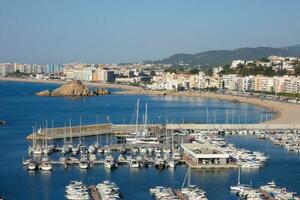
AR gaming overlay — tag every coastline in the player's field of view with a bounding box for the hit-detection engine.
[1,77,300,125]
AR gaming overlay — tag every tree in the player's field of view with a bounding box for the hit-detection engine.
[259,57,270,62]
[189,68,200,74]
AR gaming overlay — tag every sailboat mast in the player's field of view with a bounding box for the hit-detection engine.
[238,165,241,186]
[165,117,168,145]
[32,126,36,148]
[45,120,48,148]
[135,99,139,133]
[69,118,73,144]
[79,117,82,144]
[188,168,191,187]
[145,102,148,130]
[51,120,54,145]
[64,123,66,145]
[96,115,99,145]
[171,129,174,158]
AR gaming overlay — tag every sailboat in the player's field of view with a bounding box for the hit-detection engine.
[180,167,207,200]
[167,129,176,168]
[125,100,159,144]
[62,123,71,154]
[94,115,100,149]
[230,165,252,194]
[33,126,43,155]
[42,121,53,154]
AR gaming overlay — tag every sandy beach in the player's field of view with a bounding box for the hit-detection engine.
[1,77,300,125]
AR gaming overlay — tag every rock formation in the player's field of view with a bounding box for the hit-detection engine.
[36,90,51,96]
[36,81,109,97]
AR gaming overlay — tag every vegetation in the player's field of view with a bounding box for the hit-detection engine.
[146,44,300,68]
[219,64,289,77]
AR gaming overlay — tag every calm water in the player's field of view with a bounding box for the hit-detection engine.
[0,81,299,200]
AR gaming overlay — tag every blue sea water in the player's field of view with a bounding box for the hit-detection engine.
[0,81,299,200]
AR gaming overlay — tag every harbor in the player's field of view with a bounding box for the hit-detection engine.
[1,81,300,200]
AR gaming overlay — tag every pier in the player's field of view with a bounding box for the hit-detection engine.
[26,124,163,140]
[26,123,300,140]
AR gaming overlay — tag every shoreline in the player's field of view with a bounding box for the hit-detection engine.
[1,77,300,125]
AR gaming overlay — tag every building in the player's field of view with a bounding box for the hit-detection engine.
[242,76,255,91]
[255,75,274,92]
[230,60,245,69]
[181,143,230,166]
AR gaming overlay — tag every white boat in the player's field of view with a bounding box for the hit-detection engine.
[104,155,117,169]
[130,158,139,168]
[88,145,96,154]
[22,158,32,166]
[79,161,89,169]
[155,157,166,169]
[167,160,175,168]
[39,162,52,171]
[230,166,252,194]
[27,161,37,170]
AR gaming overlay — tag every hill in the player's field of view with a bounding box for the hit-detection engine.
[145,44,300,68]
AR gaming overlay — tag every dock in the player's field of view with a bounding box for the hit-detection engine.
[26,123,162,140]
[89,185,101,200]
[26,122,300,140]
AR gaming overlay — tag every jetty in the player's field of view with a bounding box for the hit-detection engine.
[26,123,300,140]
[26,124,162,140]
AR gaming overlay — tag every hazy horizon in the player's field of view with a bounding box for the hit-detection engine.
[1,0,300,64]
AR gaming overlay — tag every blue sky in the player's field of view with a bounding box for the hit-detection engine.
[0,0,300,64]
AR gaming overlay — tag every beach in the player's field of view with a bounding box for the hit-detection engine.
[1,77,300,125]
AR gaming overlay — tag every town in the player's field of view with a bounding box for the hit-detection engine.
[1,55,300,100]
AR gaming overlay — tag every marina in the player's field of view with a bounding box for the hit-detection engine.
[1,81,300,200]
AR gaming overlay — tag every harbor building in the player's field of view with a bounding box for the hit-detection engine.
[181,143,233,168]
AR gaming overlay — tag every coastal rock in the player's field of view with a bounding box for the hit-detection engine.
[36,90,51,96]
[36,81,110,97]
[95,88,110,95]
[0,120,6,125]
[51,81,90,96]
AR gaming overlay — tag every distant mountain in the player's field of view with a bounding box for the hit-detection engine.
[145,44,300,68]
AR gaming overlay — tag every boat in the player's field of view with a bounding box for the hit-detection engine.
[129,158,139,168]
[125,100,159,145]
[180,168,207,200]
[79,161,89,169]
[65,181,90,200]
[39,162,52,171]
[104,155,117,169]
[27,161,38,170]
[230,166,252,194]
[154,156,166,169]
[167,160,175,168]
[22,158,32,166]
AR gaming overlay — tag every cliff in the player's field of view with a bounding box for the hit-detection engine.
[36,81,110,97]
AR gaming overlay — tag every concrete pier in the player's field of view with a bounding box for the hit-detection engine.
[26,123,300,140]
[26,124,163,140]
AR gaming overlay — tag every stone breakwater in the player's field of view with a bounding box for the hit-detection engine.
[36,81,110,97]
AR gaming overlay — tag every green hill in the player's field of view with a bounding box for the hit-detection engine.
[145,44,300,68]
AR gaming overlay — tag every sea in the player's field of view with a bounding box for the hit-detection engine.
[0,81,299,200]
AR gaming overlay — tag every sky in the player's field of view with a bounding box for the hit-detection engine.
[0,0,300,64]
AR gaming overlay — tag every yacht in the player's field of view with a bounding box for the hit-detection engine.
[129,158,139,168]
[104,155,117,169]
